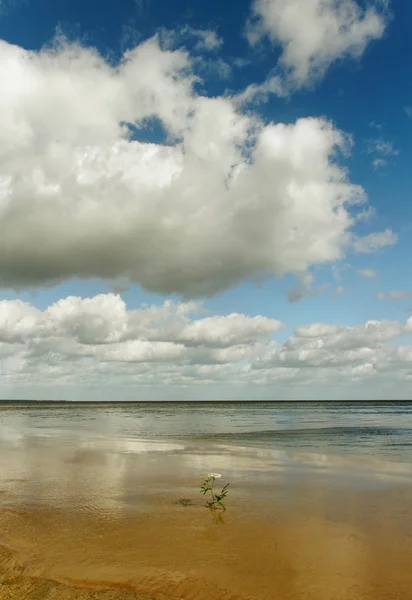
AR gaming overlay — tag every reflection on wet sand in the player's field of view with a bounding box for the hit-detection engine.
[2,491,412,600]
[1,437,412,599]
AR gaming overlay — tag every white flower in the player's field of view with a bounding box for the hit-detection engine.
[207,473,222,479]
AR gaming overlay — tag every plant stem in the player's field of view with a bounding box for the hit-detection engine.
[211,478,216,504]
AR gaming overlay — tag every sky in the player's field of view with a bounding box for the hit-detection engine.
[0,0,411,400]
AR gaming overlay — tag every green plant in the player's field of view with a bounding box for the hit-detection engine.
[200,473,230,511]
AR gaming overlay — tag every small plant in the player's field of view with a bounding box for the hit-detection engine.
[200,473,230,511]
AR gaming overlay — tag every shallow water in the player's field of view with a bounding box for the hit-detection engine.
[1,400,412,462]
[1,471,412,600]
[1,401,412,599]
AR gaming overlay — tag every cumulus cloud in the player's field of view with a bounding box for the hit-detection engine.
[0,294,284,391]
[253,318,410,375]
[357,269,376,278]
[247,0,387,87]
[0,34,387,297]
[0,292,283,349]
[2,293,412,399]
[177,313,284,347]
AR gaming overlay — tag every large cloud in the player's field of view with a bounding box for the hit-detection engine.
[1,294,412,399]
[0,34,392,296]
[247,0,387,87]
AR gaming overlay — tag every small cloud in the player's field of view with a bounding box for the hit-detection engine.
[246,0,388,90]
[0,0,28,16]
[192,29,222,52]
[120,23,143,53]
[161,26,223,53]
[372,158,387,170]
[194,56,232,79]
[405,106,412,119]
[366,137,399,169]
[354,229,397,254]
[332,286,345,297]
[370,139,398,156]
[356,206,376,222]
[232,57,251,69]
[331,262,351,282]
[376,291,411,301]
[287,273,328,303]
[368,121,383,130]
[235,74,286,105]
[134,0,151,16]
[389,291,410,300]
[357,269,376,278]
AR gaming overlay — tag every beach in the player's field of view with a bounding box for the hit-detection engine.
[1,402,412,599]
[1,481,412,600]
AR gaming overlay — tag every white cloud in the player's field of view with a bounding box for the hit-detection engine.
[0,35,386,297]
[356,206,376,222]
[332,285,345,297]
[190,29,223,52]
[357,268,376,278]
[235,74,285,105]
[177,313,284,347]
[367,139,398,156]
[353,229,397,253]
[294,323,341,337]
[368,121,383,130]
[2,293,412,399]
[253,319,408,376]
[92,340,186,363]
[194,56,232,79]
[376,290,411,301]
[366,137,398,168]
[372,158,387,169]
[159,26,223,53]
[247,0,387,87]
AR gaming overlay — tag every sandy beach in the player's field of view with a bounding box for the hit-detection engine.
[1,437,412,600]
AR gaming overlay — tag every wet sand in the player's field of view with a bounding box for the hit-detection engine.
[1,440,412,599]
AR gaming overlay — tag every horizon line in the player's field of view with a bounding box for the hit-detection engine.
[0,399,411,404]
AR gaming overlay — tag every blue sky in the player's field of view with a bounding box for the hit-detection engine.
[0,0,411,400]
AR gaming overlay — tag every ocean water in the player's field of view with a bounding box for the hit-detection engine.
[1,401,412,464]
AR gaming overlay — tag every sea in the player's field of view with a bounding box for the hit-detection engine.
[1,400,412,464]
